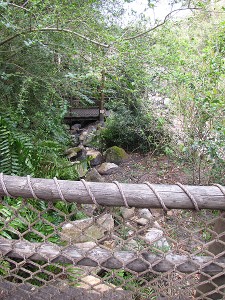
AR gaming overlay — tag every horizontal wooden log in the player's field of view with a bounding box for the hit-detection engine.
[0,174,224,210]
[0,238,224,275]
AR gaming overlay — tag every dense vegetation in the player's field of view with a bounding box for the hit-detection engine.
[1,0,224,183]
[0,0,224,292]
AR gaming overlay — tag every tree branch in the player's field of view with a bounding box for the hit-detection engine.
[122,7,201,41]
[0,27,109,48]
[9,3,30,13]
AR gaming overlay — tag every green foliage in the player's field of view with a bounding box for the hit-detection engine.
[104,269,156,298]
[0,197,86,242]
[99,104,170,153]
[0,116,33,175]
[0,260,10,276]
[145,11,225,183]
[0,114,81,180]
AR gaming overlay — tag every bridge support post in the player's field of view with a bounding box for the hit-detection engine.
[99,69,105,124]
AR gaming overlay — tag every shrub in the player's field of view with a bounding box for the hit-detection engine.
[99,105,170,153]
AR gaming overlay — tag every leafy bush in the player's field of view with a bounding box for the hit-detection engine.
[0,115,81,180]
[0,197,87,242]
[99,105,170,153]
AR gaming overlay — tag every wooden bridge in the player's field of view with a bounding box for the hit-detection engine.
[64,98,109,125]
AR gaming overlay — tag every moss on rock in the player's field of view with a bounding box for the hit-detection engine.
[104,146,128,164]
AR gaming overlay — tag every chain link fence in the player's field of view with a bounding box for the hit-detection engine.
[0,175,225,299]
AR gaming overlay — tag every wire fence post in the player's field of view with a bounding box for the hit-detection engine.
[196,212,225,299]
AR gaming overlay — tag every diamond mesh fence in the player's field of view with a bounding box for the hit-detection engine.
[0,176,225,300]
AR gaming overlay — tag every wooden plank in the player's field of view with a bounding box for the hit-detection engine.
[70,108,100,117]
[0,174,224,210]
[0,237,224,274]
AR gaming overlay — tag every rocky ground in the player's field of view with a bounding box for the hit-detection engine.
[68,121,208,186]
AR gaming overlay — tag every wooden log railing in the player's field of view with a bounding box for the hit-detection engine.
[0,174,224,210]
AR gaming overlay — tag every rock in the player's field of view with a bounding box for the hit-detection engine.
[97,162,119,175]
[150,208,164,218]
[120,207,135,219]
[78,146,88,160]
[102,240,115,249]
[154,237,170,249]
[166,210,174,217]
[136,217,150,226]
[104,146,128,164]
[71,134,80,146]
[127,230,134,236]
[138,209,153,221]
[71,123,81,134]
[144,228,170,250]
[80,123,98,146]
[79,275,123,293]
[153,221,162,229]
[65,146,83,159]
[71,123,81,131]
[86,149,104,166]
[81,204,96,216]
[74,241,97,251]
[79,130,88,143]
[85,168,105,182]
[144,228,164,244]
[125,239,139,251]
[61,214,114,243]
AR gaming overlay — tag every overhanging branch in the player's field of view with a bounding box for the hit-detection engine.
[0,27,109,48]
[122,7,201,41]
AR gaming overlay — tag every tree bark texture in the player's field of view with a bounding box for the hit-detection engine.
[0,174,224,210]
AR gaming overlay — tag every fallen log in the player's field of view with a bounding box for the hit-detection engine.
[0,174,224,210]
[0,237,224,275]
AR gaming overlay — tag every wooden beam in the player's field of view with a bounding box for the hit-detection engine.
[0,238,224,275]
[0,174,224,210]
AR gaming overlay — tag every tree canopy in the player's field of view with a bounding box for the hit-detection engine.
[0,0,224,182]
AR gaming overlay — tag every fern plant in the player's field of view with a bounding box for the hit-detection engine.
[0,116,34,175]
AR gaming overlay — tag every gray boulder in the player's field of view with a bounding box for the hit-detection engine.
[65,146,83,160]
[138,209,154,220]
[85,168,105,182]
[61,214,114,244]
[120,207,135,219]
[86,149,104,166]
[144,228,170,250]
[97,162,119,175]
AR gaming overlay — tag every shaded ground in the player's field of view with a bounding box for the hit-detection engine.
[103,152,192,185]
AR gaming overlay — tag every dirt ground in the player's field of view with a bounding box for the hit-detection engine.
[103,152,192,185]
